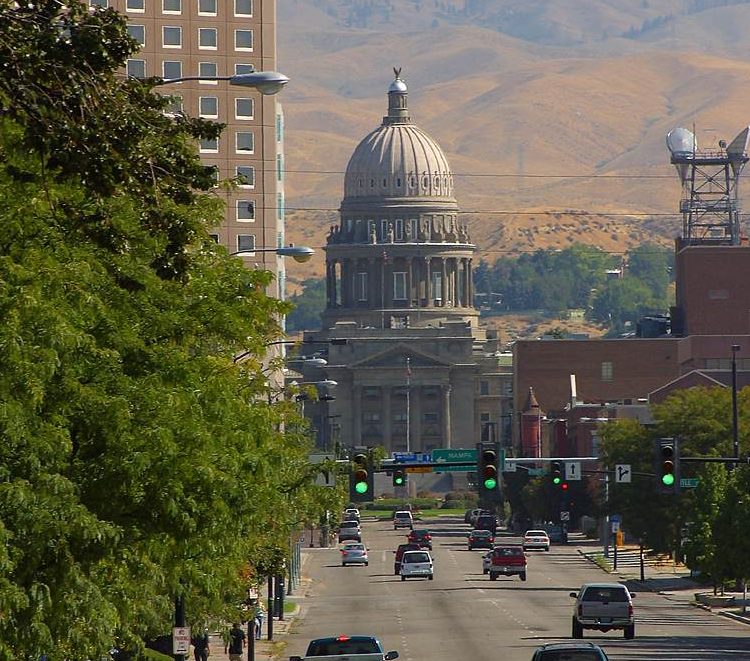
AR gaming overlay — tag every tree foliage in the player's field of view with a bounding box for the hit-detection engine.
[0,3,339,658]
[286,278,326,332]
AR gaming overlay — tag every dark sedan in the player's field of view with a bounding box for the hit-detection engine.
[467,529,495,550]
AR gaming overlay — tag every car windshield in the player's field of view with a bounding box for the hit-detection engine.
[526,531,547,536]
[581,587,628,602]
[403,552,430,563]
[307,638,380,656]
[340,521,358,528]
[345,544,365,551]
[537,651,605,661]
[395,512,411,519]
[495,547,522,557]
[412,530,429,536]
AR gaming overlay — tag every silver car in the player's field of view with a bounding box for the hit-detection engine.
[400,550,433,581]
[340,542,369,566]
[570,582,636,639]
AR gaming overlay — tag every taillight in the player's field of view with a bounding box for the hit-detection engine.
[628,604,633,617]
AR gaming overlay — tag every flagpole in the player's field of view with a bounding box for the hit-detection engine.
[406,357,411,453]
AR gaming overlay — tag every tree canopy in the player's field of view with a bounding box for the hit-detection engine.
[0,3,338,658]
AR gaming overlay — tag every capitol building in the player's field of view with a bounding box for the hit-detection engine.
[300,71,513,460]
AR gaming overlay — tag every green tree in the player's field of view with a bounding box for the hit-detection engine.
[589,278,662,334]
[286,278,326,331]
[0,3,330,658]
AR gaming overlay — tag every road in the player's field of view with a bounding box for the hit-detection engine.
[286,516,750,661]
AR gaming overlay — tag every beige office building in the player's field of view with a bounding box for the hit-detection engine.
[104,0,286,298]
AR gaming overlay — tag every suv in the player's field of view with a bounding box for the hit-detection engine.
[393,510,414,530]
[570,583,636,639]
[407,529,432,550]
[338,520,361,543]
[531,642,609,661]
[475,514,498,534]
[400,550,433,581]
[344,507,361,522]
[393,543,421,575]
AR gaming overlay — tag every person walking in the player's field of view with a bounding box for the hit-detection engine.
[225,622,246,661]
[253,602,265,640]
[192,628,210,661]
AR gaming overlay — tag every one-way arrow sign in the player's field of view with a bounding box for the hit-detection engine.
[615,464,631,483]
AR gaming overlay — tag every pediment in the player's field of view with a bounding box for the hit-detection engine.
[352,344,451,370]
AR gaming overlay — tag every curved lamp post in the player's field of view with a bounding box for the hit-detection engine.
[155,71,289,95]
[231,245,315,264]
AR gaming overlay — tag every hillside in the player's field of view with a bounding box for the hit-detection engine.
[278,0,750,284]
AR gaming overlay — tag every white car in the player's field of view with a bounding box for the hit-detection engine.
[344,507,361,522]
[400,550,433,581]
[340,542,369,566]
[482,550,493,574]
[570,582,636,639]
[393,510,414,530]
[523,529,551,551]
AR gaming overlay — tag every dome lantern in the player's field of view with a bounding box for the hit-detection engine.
[384,66,410,125]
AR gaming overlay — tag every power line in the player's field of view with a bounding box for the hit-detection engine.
[254,205,681,217]
[281,169,677,180]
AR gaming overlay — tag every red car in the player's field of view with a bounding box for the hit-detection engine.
[407,529,432,550]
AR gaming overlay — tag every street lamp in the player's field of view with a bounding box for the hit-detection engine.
[155,71,289,95]
[230,245,315,264]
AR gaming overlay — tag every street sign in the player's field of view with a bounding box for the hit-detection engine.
[610,514,622,523]
[615,464,632,483]
[433,448,476,472]
[560,511,570,522]
[406,466,432,473]
[502,459,516,473]
[527,468,545,476]
[172,627,191,655]
[680,477,700,488]
[611,521,620,533]
[393,451,431,463]
[309,453,336,487]
[565,461,581,481]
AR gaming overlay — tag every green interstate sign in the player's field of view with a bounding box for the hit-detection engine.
[432,448,476,472]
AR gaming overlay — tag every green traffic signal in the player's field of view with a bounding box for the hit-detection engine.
[394,476,404,485]
[483,477,497,490]
[552,476,561,485]
[355,481,368,494]
[662,473,675,486]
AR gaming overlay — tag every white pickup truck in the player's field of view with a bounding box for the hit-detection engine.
[290,635,399,661]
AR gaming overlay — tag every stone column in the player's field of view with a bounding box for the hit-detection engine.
[382,386,392,449]
[340,258,348,307]
[462,258,469,307]
[331,259,339,306]
[424,257,432,306]
[442,384,452,448]
[326,262,333,307]
[352,384,362,446]
[468,258,474,308]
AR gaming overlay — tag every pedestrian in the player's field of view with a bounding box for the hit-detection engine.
[253,602,265,640]
[192,627,210,661]
[225,622,246,661]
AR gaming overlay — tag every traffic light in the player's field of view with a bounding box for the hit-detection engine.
[551,461,563,485]
[654,437,680,494]
[392,468,407,488]
[349,452,374,502]
[477,442,501,503]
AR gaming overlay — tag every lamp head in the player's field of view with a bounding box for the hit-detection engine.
[229,71,289,95]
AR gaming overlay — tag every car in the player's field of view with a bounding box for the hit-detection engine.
[543,524,566,543]
[464,508,474,524]
[523,529,551,551]
[399,550,433,581]
[344,507,361,522]
[393,510,414,530]
[570,582,636,640]
[338,520,362,543]
[392,543,421,575]
[407,529,432,550]
[488,545,527,581]
[467,508,491,527]
[467,529,495,550]
[474,514,498,534]
[531,642,609,661]
[340,542,369,566]
[290,635,399,661]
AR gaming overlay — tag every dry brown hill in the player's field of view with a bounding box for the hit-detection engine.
[278,0,750,284]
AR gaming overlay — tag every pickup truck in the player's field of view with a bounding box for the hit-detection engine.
[488,545,527,581]
[290,635,399,661]
[570,583,636,639]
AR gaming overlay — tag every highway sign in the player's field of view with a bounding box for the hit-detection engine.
[565,461,581,481]
[680,477,700,488]
[393,451,431,463]
[433,448,476,472]
[615,464,631,483]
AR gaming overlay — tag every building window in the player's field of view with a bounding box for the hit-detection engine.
[277,192,285,221]
[198,96,218,118]
[198,0,217,14]
[393,272,407,300]
[395,218,404,240]
[163,0,181,12]
[199,137,218,152]
[276,112,284,142]
[236,166,255,187]
[90,0,108,7]
[165,95,183,114]
[208,234,220,243]
[237,200,255,221]
[235,63,255,75]
[363,387,380,398]
[126,0,145,10]
[198,28,218,49]
[198,62,218,82]
[409,218,418,238]
[237,234,255,253]
[358,272,368,301]
[162,61,182,79]
[276,154,283,182]
[393,413,408,423]
[480,381,489,395]
[236,132,254,153]
[206,165,219,185]
[127,25,145,45]
[235,98,254,119]
[126,59,146,78]
[235,0,253,16]
[363,413,381,422]
[601,361,613,382]
[423,412,439,423]
[235,29,253,51]
[162,26,182,48]
[480,412,491,422]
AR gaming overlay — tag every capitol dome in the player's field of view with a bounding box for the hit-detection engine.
[343,72,455,200]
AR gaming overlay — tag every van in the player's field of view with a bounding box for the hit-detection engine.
[393,510,414,530]
[475,514,497,534]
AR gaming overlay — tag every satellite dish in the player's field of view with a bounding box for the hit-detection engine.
[666,128,697,184]
[726,126,750,176]
[666,127,697,156]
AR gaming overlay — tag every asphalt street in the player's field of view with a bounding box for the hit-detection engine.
[284,516,750,661]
